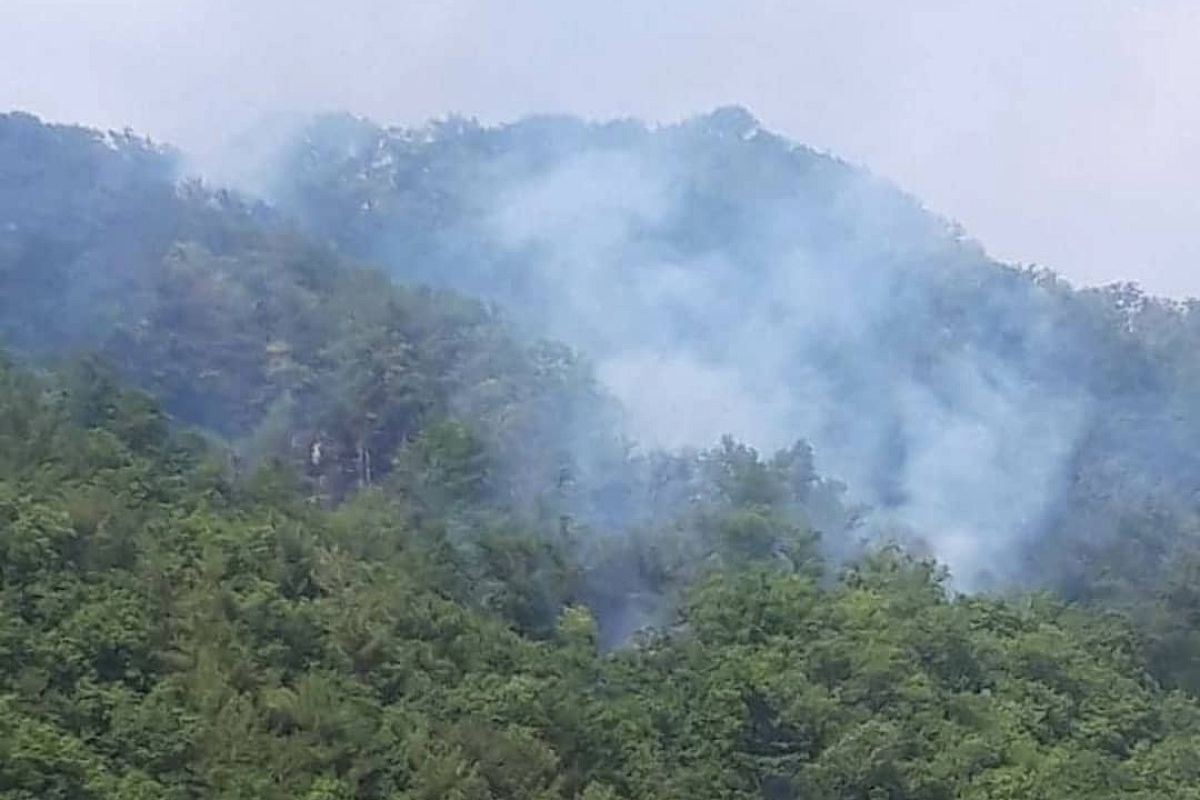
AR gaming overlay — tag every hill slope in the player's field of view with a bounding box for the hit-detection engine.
[2,355,1200,799]
[0,111,863,645]
[271,108,1200,593]
[6,107,1200,797]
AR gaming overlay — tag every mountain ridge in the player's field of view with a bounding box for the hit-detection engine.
[262,107,1200,591]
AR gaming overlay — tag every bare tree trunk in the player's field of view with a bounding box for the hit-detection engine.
[356,440,365,489]
[356,437,372,488]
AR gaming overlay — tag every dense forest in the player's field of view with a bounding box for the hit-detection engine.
[4,109,1200,797]
[271,108,1200,597]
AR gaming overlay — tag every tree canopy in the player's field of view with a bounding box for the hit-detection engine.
[4,109,1200,798]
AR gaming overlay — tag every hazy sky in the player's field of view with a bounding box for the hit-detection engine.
[3,0,1198,296]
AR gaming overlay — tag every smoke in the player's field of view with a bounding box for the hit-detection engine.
[364,112,1074,587]
[884,353,1090,585]
[6,1,1200,295]
[182,111,309,199]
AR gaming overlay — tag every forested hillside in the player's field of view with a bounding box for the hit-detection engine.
[3,355,1200,799]
[5,108,1200,798]
[272,108,1200,599]
[0,111,612,504]
[0,111,859,645]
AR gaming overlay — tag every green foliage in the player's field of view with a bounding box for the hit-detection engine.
[1,359,1200,798]
[7,110,1200,799]
[275,109,1200,621]
[0,112,623,522]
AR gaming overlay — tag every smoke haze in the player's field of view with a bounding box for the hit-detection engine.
[4,1,1200,295]
[4,4,1200,590]
[481,121,1093,588]
[244,109,1122,587]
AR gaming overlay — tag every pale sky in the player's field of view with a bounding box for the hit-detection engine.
[3,0,1199,296]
